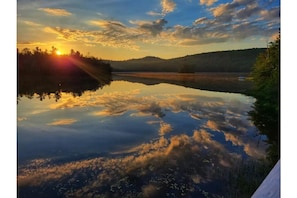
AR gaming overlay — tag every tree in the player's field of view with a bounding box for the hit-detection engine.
[51,46,58,55]
[249,33,280,165]
[21,48,32,55]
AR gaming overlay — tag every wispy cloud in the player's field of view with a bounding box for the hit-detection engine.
[146,11,163,16]
[44,25,140,50]
[236,2,261,19]
[193,17,208,25]
[93,109,126,117]
[200,0,217,6]
[260,7,280,21]
[38,8,72,16]
[17,41,53,46]
[22,20,42,27]
[47,119,77,126]
[45,17,172,50]
[90,20,126,29]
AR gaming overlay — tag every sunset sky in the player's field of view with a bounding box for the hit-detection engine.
[17,0,280,60]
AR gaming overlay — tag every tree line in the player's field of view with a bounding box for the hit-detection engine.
[17,47,112,100]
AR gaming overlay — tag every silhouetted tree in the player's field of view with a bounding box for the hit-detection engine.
[70,49,76,56]
[51,46,58,55]
[21,48,32,55]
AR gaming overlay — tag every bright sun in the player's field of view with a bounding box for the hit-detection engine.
[56,50,62,56]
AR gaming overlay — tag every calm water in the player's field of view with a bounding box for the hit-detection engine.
[17,78,267,197]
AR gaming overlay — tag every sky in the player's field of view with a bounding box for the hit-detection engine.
[17,0,280,60]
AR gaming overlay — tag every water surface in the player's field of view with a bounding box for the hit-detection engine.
[17,79,267,197]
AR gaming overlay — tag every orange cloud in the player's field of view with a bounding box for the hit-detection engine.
[200,0,217,6]
[93,109,125,116]
[159,121,173,136]
[38,8,72,16]
[161,0,176,15]
[47,119,77,126]
[205,120,220,131]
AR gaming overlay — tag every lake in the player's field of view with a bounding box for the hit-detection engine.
[17,73,268,197]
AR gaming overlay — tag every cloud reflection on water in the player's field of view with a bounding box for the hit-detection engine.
[18,129,243,197]
[17,80,267,197]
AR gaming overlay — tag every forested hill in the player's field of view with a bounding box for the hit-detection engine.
[110,48,266,72]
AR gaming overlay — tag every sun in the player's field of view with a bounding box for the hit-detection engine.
[55,50,62,56]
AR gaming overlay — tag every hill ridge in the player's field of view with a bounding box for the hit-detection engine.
[110,48,266,73]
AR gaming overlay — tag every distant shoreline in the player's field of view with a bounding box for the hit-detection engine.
[112,72,253,94]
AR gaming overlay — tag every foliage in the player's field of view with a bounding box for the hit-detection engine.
[249,35,280,165]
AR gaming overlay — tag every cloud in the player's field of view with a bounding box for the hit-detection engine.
[18,126,265,196]
[161,0,176,15]
[40,0,279,50]
[260,7,280,21]
[90,20,126,29]
[165,134,192,155]
[193,17,208,25]
[93,109,125,116]
[232,21,264,39]
[38,8,72,16]
[18,0,280,54]
[159,121,173,135]
[210,3,235,22]
[205,120,220,131]
[132,18,168,36]
[44,25,140,50]
[47,119,77,126]
[171,0,279,45]
[147,11,163,16]
[139,102,165,118]
[209,0,259,22]
[165,24,230,45]
[236,2,261,19]
[22,20,42,27]
[224,132,267,158]
[44,87,265,161]
[45,18,169,50]
[200,0,217,6]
